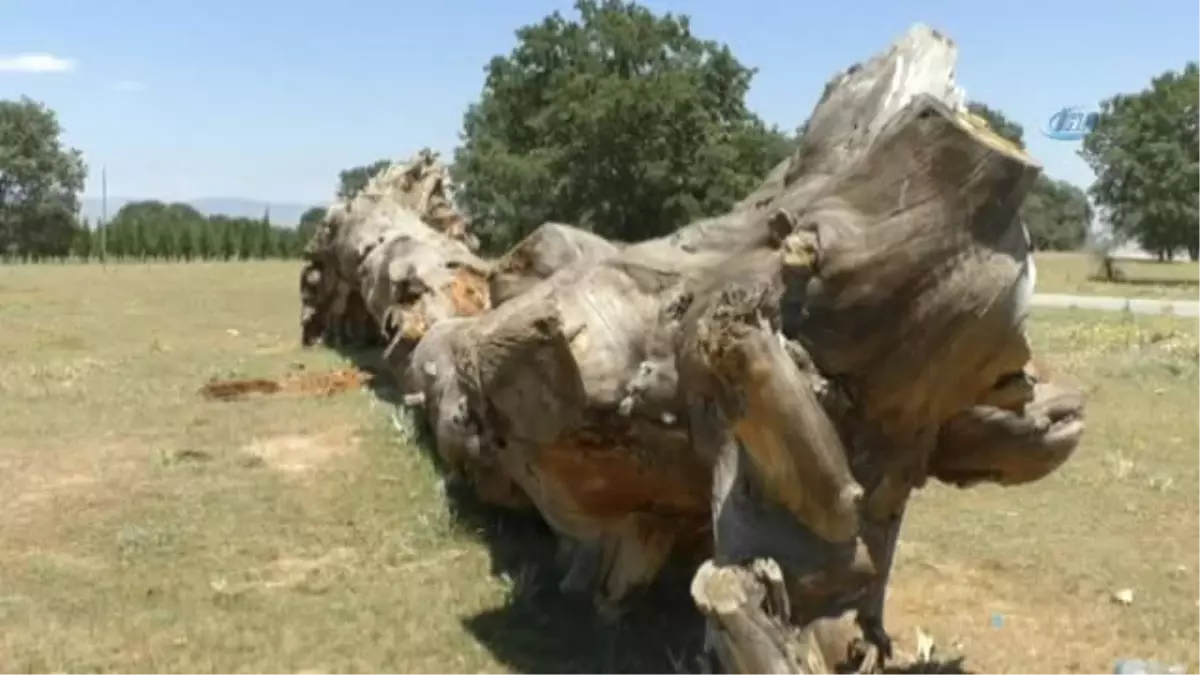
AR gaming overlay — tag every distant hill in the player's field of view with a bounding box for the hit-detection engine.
[80,197,324,228]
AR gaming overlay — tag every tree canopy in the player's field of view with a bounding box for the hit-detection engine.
[2,13,1190,266]
[297,205,328,251]
[1081,61,1199,260]
[0,97,88,258]
[452,0,792,253]
[967,101,1092,251]
[337,160,392,201]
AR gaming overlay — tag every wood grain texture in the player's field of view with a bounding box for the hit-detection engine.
[297,23,1087,675]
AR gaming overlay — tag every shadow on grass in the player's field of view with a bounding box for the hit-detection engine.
[319,343,984,667]
[447,482,706,674]
[327,344,404,405]
[330,343,706,674]
[324,343,984,674]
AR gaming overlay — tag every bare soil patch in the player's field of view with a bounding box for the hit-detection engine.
[241,429,359,475]
[200,366,372,401]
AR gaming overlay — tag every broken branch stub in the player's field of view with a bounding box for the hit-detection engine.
[691,559,831,674]
[673,251,863,544]
[931,376,1085,488]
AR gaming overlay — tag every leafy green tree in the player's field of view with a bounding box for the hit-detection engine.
[220,217,240,260]
[0,97,87,259]
[276,227,299,258]
[967,100,1092,250]
[107,201,169,259]
[966,101,1025,149]
[70,219,92,260]
[337,160,392,200]
[162,203,198,259]
[1081,62,1199,260]
[1020,177,1091,250]
[199,217,219,259]
[452,0,793,252]
[297,206,326,250]
[128,216,143,259]
[235,216,259,260]
[101,223,121,258]
[179,219,197,260]
[256,209,273,259]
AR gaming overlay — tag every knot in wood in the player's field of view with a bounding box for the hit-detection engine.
[399,309,429,343]
[394,273,430,305]
[780,229,820,272]
[530,312,562,338]
[302,266,323,287]
[711,283,777,326]
[766,208,798,245]
[501,248,532,274]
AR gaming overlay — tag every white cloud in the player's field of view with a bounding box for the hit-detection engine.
[111,79,144,92]
[0,53,76,73]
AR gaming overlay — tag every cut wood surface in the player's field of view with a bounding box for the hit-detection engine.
[297,23,1087,674]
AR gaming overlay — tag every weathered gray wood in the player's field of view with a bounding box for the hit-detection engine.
[672,250,863,544]
[299,150,488,352]
[487,222,619,306]
[931,374,1085,487]
[394,23,1081,635]
[691,559,829,674]
[679,24,1051,675]
[402,245,718,610]
[302,23,1087,675]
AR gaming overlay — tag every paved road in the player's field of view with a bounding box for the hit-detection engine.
[1032,293,1199,318]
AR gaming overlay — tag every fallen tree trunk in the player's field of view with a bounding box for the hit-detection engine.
[300,23,1086,675]
[401,24,1083,673]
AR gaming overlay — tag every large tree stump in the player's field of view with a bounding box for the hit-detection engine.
[397,23,1085,630]
[300,23,1087,674]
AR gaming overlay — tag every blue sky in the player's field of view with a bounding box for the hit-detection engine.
[1,0,1196,204]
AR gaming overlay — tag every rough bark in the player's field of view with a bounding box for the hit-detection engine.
[690,559,833,673]
[674,26,1050,673]
[487,222,620,307]
[298,23,1088,674]
[931,372,1085,488]
[403,244,721,611]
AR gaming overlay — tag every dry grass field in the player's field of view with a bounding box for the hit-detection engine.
[1035,252,1199,300]
[1,261,1197,674]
